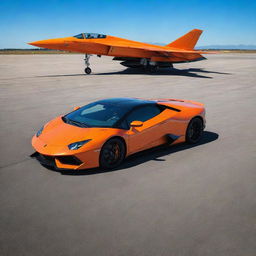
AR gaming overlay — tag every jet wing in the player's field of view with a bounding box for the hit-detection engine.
[75,40,215,56]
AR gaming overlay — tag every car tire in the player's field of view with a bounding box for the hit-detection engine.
[99,138,126,170]
[185,117,203,144]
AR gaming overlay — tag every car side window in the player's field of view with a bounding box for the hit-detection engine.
[126,105,162,126]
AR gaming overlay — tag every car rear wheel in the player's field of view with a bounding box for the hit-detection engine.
[99,138,126,169]
[185,117,203,144]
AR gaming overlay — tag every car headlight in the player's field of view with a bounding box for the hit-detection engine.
[36,126,44,137]
[68,139,91,150]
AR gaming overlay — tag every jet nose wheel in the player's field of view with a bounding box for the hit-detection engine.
[84,67,92,74]
[84,54,92,74]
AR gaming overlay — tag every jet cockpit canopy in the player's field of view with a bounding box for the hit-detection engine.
[73,33,107,39]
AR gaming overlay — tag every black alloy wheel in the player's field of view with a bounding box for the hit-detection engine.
[99,138,126,169]
[185,117,204,144]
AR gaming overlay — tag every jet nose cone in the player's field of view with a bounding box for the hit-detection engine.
[27,40,49,47]
[28,41,37,47]
[27,39,66,50]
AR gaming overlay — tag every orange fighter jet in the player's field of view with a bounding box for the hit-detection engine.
[28,29,213,74]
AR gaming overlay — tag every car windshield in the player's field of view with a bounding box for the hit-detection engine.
[63,102,128,128]
[73,33,106,39]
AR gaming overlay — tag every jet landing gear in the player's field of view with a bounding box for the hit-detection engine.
[140,59,160,73]
[84,54,92,74]
[148,65,159,73]
[143,64,159,73]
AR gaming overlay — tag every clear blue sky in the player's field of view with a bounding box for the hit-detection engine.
[0,0,256,48]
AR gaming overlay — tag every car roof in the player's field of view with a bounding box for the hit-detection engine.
[96,98,155,109]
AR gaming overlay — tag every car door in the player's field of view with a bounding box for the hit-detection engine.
[124,104,171,153]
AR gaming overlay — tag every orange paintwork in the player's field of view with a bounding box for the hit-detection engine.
[31,98,206,170]
[28,29,214,64]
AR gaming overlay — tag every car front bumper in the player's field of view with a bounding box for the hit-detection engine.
[31,150,100,170]
[31,135,101,170]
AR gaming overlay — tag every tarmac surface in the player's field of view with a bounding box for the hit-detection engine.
[0,54,256,256]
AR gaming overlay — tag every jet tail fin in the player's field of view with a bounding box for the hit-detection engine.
[166,29,203,50]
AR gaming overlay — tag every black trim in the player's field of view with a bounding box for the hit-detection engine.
[31,152,82,167]
[32,152,56,167]
[166,134,180,144]
[56,156,83,166]
[158,104,181,112]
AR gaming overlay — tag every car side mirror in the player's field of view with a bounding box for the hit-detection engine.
[73,106,80,111]
[130,120,143,128]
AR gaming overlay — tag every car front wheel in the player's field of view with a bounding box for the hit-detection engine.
[99,138,126,170]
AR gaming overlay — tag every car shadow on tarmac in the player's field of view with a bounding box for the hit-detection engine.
[36,68,231,79]
[42,131,219,175]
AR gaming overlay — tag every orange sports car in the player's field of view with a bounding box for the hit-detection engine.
[31,98,205,170]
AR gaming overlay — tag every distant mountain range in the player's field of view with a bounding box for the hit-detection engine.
[196,45,256,50]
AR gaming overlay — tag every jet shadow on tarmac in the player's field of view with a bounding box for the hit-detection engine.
[36,68,231,79]
[95,68,231,79]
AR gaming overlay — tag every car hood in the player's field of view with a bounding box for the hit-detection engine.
[39,116,117,146]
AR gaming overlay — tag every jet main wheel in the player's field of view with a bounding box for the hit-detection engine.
[99,138,126,170]
[185,117,203,144]
[149,65,159,73]
[84,67,92,74]
[144,65,158,73]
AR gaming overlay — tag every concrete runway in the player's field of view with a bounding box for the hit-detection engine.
[0,54,256,256]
